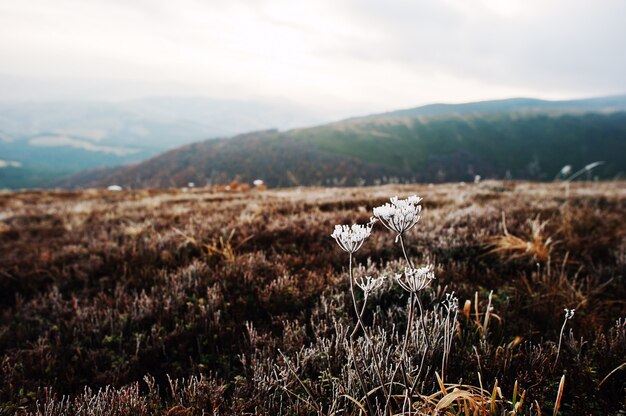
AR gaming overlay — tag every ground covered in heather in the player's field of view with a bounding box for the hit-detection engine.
[0,181,624,415]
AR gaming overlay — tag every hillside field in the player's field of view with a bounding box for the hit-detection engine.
[0,181,625,415]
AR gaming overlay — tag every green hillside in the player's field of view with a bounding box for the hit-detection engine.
[57,108,626,188]
[294,112,626,182]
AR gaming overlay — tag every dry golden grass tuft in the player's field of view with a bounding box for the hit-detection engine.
[486,212,555,263]
[427,376,525,415]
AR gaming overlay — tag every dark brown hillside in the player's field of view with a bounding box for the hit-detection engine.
[56,130,407,189]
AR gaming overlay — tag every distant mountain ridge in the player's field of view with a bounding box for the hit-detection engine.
[56,95,626,189]
[367,95,626,118]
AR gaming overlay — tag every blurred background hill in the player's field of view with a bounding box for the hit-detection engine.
[0,97,325,188]
[52,95,626,189]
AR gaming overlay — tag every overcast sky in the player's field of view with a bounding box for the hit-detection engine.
[1,0,625,115]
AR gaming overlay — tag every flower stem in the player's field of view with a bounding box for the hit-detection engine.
[348,252,375,415]
[385,291,415,412]
[350,294,391,409]
[398,233,429,398]
[553,316,568,369]
[415,295,430,351]
[398,233,414,269]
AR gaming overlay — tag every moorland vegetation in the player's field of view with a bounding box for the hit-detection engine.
[0,181,624,414]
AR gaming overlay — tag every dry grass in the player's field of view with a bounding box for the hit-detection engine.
[0,181,624,415]
[486,213,555,263]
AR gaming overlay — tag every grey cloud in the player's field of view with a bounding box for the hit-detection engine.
[327,0,626,95]
[1,0,624,106]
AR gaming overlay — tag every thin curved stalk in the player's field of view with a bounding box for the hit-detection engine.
[398,233,415,269]
[398,233,430,352]
[553,316,569,369]
[412,334,428,396]
[348,253,368,338]
[415,296,430,351]
[398,233,430,400]
[348,253,375,415]
[349,293,391,415]
[384,292,415,412]
[348,252,391,413]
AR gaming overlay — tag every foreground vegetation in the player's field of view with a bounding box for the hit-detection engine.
[0,181,624,415]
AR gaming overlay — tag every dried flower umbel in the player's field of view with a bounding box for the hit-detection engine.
[373,195,422,240]
[394,265,436,294]
[355,274,387,297]
[331,223,373,253]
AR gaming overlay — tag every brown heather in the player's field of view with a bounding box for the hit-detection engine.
[0,181,625,415]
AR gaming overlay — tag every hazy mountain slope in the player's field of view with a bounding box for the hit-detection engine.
[57,130,403,188]
[0,97,324,189]
[58,107,626,189]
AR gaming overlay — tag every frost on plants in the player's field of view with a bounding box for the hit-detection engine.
[355,274,387,297]
[373,195,422,239]
[394,265,436,294]
[330,223,373,253]
[1,183,624,415]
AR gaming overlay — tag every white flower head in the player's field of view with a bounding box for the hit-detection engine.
[373,195,423,239]
[443,292,459,311]
[564,308,575,320]
[331,223,373,253]
[394,265,435,293]
[355,275,387,296]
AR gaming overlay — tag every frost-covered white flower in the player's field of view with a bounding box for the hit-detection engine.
[331,223,373,253]
[355,275,387,296]
[394,265,435,293]
[443,292,459,311]
[373,195,422,239]
[564,308,575,320]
